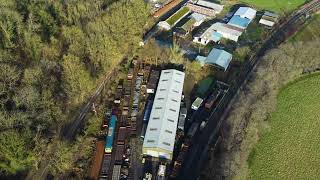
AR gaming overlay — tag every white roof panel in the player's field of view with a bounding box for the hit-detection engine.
[259,19,275,27]
[143,69,185,158]
[234,7,257,20]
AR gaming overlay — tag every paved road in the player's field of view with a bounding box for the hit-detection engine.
[179,1,320,179]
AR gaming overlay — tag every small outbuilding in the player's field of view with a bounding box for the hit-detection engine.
[259,11,279,27]
[206,48,232,71]
[196,48,232,71]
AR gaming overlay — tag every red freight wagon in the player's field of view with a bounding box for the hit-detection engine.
[117,127,127,145]
[100,154,112,179]
[88,141,105,180]
[115,144,125,164]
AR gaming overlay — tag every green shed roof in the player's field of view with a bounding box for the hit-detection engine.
[197,77,215,97]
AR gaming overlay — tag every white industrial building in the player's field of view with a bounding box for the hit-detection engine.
[142,69,185,160]
[193,22,244,44]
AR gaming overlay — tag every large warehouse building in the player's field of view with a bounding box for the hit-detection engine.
[142,69,185,160]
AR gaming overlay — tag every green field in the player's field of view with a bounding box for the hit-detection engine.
[291,14,320,42]
[240,0,306,13]
[248,74,320,179]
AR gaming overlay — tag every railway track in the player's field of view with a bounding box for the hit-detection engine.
[178,1,320,179]
[62,59,126,140]
[26,60,126,180]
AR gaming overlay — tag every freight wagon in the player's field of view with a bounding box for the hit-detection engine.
[117,127,127,145]
[135,76,143,90]
[146,70,160,94]
[87,141,105,180]
[187,121,199,138]
[127,68,133,80]
[132,91,140,108]
[140,123,147,140]
[115,144,125,164]
[112,165,121,180]
[100,154,112,179]
[123,95,130,108]
[114,89,122,104]
[178,107,187,131]
[131,117,137,133]
[143,100,153,123]
[205,90,222,109]
[105,115,117,153]
[124,80,132,95]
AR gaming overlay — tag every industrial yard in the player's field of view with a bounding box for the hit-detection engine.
[86,58,230,180]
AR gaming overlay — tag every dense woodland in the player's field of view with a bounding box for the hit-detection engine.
[0,0,149,177]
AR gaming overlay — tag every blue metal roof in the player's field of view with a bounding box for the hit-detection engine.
[210,32,222,42]
[196,55,207,66]
[206,48,232,71]
[228,15,251,29]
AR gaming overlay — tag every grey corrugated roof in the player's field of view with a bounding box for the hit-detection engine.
[143,69,185,157]
[264,11,279,19]
[206,48,232,71]
[211,22,243,36]
[196,0,224,13]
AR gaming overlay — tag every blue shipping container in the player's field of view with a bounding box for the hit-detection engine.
[105,115,117,153]
[143,100,153,123]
